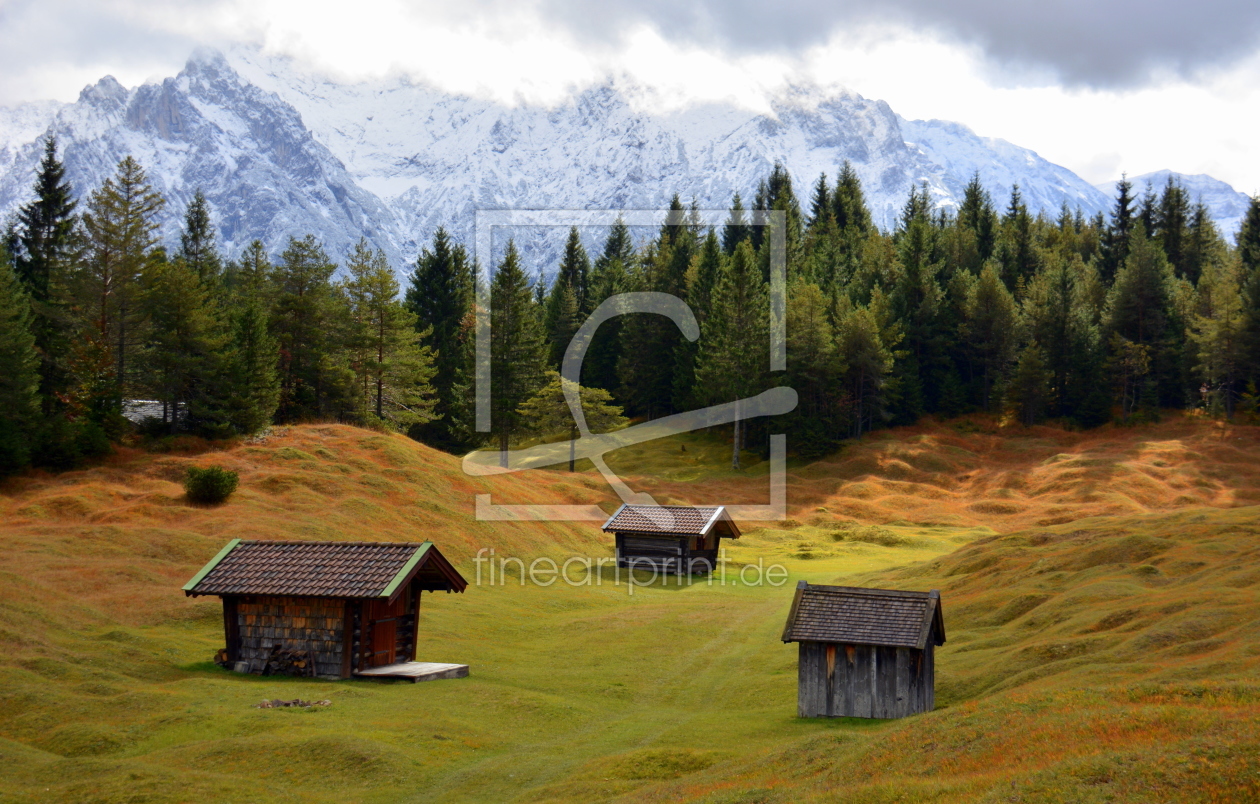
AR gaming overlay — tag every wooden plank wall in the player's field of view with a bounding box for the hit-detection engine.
[797,641,935,719]
[236,595,346,678]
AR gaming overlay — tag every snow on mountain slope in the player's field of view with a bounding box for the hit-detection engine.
[0,50,402,267]
[1094,170,1253,239]
[223,47,1112,267]
[899,117,1110,217]
[0,45,1240,279]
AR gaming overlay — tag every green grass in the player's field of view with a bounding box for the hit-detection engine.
[2,423,1260,802]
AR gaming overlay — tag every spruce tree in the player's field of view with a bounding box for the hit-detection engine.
[958,171,997,267]
[1189,258,1248,417]
[139,253,229,435]
[0,247,40,473]
[807,173,831,229]
[584,218,633,395]
[544,226,590,365]
[784,281,840,455]
[722,193,750,254]
[343,240,438,429]
[1100,175,1135,283]
[270,235,350,421]
[489,240,546,463]
[1156,176,1192,281]
[405,227,474,449]
[962,261,1019,411]
[222,241,280,434]
[833,161,872,234]
[13,136,78,415]
[835,303,896,437]
[178,190,223,284]
[1239,195,1260,274]
[1006,342,1052,425]
[694,240,768,469]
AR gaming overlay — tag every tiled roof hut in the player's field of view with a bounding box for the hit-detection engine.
[184,540,467,680]
[601,504,740,575]
[781,582,945,718]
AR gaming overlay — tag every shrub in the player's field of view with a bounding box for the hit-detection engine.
[184,465,239,504]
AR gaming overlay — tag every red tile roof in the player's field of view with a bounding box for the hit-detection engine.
[183,541,464,599]
[601,504,739,537]
[781,583,945,650]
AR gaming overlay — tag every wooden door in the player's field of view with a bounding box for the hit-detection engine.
[365,596,406,667]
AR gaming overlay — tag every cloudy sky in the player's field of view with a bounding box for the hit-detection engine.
[2,0,1259,193]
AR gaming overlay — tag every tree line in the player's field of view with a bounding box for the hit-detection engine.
[3,139,1260,476]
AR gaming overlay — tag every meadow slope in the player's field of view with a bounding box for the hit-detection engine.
[0,418,1257,802]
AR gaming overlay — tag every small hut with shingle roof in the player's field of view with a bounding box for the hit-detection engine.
[184,540,467,681]
[781,582,945,718]
[601,504,740,575]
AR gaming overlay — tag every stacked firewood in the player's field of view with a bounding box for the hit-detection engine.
[261,646,317,677]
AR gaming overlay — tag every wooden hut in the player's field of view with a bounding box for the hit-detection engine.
[601,504,741,575]
[781,582,945,718]
[184,540,468,681]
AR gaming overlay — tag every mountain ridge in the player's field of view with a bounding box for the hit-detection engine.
[0,47,1248,275]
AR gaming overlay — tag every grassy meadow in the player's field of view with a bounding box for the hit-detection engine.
[1,418,1260,802]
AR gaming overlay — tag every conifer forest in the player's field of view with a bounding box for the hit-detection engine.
[4,137,1260,475]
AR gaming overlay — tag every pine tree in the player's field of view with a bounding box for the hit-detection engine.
[79,155,165,401]
[1156,176,1193,280]
[0,246,40,473]
[996,185,1038,289]
[1105,224,1178,411]
[343,240,438,429]
[13,136,78,416]
[489,240,546,463]
[694,240,767,469]
[517,371,627,471]
[1239,195,1260,274]
[178,190,222,284]
[1022,250,1101,417]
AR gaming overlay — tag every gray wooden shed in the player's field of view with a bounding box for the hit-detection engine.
[781,582,945,719]
[601,504,740,575]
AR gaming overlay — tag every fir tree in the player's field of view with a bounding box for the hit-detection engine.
[1189,258,1248,417]
[544,227,590,365]
[833,161,871,234]
[807,172,831,229]
[836,303,895,437]
[784,281,839,455]
[222,242,280,435]
[958,171,997,267]
[583,218,634,395]
[1006,342,1052,425]
[405,227,474,449]
[13,136,78,415]
[0,247,40,473]
[343,240,438,429]
[178,190,222,284]
[722,193,751,254]
[270,235,350,421]
[694,240,767,469]
[489,240,546,464]
[139,254,229,435]
[1100,175,1135,283]
[962,261,1019,411]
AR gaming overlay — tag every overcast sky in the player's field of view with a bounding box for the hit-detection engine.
[2,0,1258,193]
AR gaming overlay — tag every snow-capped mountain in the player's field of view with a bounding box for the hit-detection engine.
[0,46,1246,277]
[0,50,402,266]
[1095,170,1253,240]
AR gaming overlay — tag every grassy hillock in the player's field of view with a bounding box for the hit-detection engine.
[0,418,1258,802]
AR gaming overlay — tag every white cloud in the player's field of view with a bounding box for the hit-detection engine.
[2,1,1258,195]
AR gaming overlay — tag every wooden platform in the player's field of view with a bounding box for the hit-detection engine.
[353,661,469,683]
